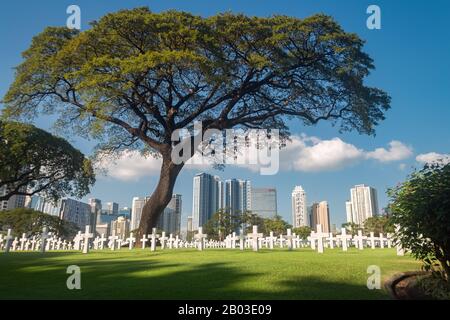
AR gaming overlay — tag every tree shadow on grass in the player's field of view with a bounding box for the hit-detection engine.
[0,252,389,300]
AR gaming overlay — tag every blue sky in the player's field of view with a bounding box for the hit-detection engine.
[1,0,449,228]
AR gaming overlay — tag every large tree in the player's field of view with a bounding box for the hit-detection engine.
[1,8,390,239]
[0,208,79,239]
[0,121,95,202]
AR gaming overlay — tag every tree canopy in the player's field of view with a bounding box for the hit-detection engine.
[0,121,95,202]
[388,162,450,281]
[1,7,390,236]
[0,208,78,239]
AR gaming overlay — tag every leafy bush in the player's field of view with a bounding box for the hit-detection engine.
[388,162,450,282]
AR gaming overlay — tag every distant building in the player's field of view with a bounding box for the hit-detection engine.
[224,179,251,215]
[0,185,27,211]
[292,186,308,228]
[111,216,130,240]
[346,184,379,225]
[156,194,182,235]
[29,196,91,230]
[250,188,277,218]
[310,201,331,233]
[192,173,222,229]
[88,198,102,234]
[105,202,119,215]
[119,207,131,218]
[131,196,150,231]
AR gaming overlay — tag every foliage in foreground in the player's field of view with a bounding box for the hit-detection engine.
[389,161,450,282]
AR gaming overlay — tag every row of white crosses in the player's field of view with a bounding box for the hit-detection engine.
[1,223,406,256]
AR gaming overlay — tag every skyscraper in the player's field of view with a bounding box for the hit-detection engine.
[346,184,379,225]
[192,173,222,229]
[156,194,182,235]
[88,198,102,232]
[310,201,331,233]
[224,179,251,215]
[250,188,277,218]
[292,186,308,228]
[105,202,119,215]
[131,196,150,231]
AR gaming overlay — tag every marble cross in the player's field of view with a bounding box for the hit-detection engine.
[108,231,119,251]
[354,230,367,250]
[19,233,28,251]
[160,232,168,250]
[4,229,13,253]
[267,231,276,250]
[40,227,49,253]
[82,225,94,254]
[315,224,329,254]
[150,228,160,252]
[126,232,136,250]
[285,229,294,251]
[247,225,263,252]
[194,227,207,251]
[141,234,149,249]
[336,228,352,251]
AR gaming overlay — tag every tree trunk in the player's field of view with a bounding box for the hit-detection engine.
[136,153,184,245]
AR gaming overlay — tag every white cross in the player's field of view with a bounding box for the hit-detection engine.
[194,227,208,251]
[386,233,393,248]
[19,233,28,251]
[117,238,123,249]
[247,225,263,252]
[56,238,63,250]
[4,229,13,253]
[292,233,298,249]
[278,234,285,248]
[267,231,276,249]
[126,232,136,250]
[73,231,82,250]
[150,228,160,251]
[174,235,180,249]
[108,231,119,251]
[12,237,19,251]
[30,236,37,251]
[160,232,168,250]
[354,230,367,250]
[379,233,387,249]
[40,227,49,253]
[307,231,316,250]
[25,239,31,251]
[368,232,378,249]
[315,224,329,254]
[285,229,294,251]
[141,234,149,249]
[327,233,336,249]
[239,230,245,250]
[98,234,107,250]
[82,225,94,254]
[336,228,352,251]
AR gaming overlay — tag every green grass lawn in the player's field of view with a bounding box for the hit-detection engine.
[0,248,420,299]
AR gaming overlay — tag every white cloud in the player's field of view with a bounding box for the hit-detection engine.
[366,141,413,162]
[96,135,413,181]
[96,150,162,181]
[281,136,364,172]
[416,152,450,165]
